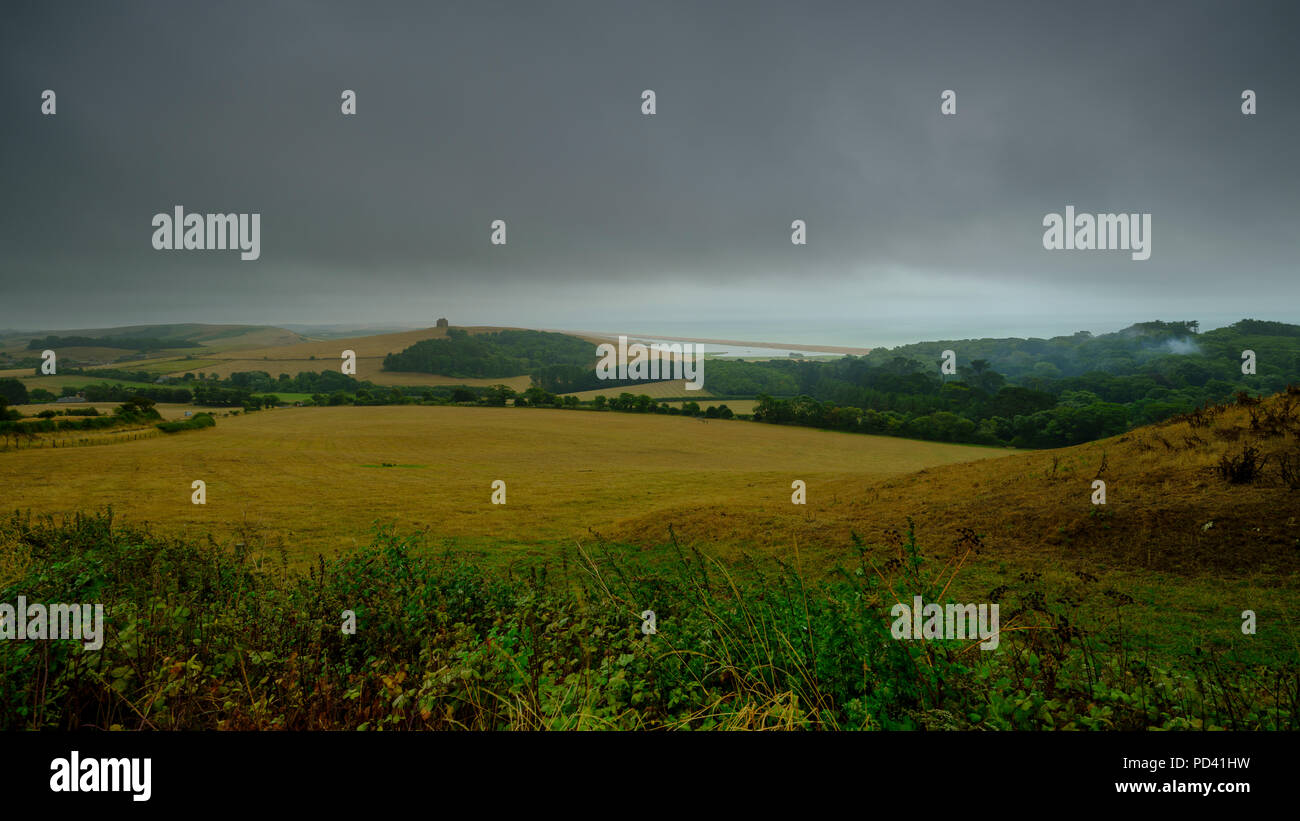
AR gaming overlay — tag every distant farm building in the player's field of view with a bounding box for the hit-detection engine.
[56,394,86,403]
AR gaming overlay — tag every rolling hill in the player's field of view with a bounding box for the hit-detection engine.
[0,402,1003,556]
[2,323,549,392]
[142,325,536,388]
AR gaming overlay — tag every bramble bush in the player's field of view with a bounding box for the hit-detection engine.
[0,511,1293,730]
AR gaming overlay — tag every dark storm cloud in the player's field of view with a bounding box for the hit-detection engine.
[0,0,1296,337]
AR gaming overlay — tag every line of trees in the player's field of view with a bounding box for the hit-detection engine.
[0,395,165,445]
[750,393,1127,447]
[81,384,193,403]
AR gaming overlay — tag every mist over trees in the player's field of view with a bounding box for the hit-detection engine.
[721,320,1300,447]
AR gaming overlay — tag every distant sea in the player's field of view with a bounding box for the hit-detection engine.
[606,313,1259,351]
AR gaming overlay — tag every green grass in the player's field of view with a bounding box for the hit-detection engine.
[1,511,1293,730]
[950,562,1298,669]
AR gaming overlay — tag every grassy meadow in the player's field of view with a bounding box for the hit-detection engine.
[2,390,1296,730]
[0,404,1001,560]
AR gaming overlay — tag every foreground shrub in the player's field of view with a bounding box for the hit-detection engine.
[155,413,216,434]
[0,511,1294,730]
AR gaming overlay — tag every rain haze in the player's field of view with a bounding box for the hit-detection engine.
[1,0,1296,347]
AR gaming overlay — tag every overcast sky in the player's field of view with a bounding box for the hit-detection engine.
[1,0,1296,346]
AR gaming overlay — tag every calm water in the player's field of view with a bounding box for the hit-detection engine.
[615,313,1258,351]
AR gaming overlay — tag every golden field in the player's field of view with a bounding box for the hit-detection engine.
[0,404,1000,561]
[2,394,1296,661]
[608,397,1300,572]
[597,394,1300,659]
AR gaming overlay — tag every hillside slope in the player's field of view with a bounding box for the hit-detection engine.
[1,323,309,355]
[604,388,1300,580]
[160,325,533,387]
[0,404,1002,557]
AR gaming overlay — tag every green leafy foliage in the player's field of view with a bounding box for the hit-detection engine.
[0,513,1292,731]
[383,329,596,380]
[155,413,216,434]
